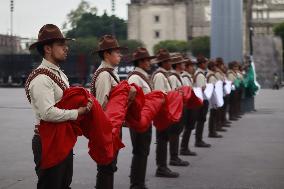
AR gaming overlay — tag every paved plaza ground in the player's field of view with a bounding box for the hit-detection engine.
[0,88,283,189]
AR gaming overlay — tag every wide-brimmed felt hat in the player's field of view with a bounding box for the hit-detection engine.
[94,35,128,53]
[170,54,188,65]
[29,24,74,50]
[196,54,208,64]
[129,47,156,63]
[152,48,172,64]
[184,58,197,65]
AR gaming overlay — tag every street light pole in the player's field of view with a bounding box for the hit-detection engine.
[111,0,115,36]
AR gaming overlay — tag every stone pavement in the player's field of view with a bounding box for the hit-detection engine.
[0,88,283,189]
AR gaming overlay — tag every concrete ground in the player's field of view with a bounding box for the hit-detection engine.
[0,88,283,189]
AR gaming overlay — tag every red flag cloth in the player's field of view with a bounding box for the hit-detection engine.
[39,81,130,169]
[153,90,184,131]
[125,83,145,123]
[126,90,166,133]
[180,86,203,109]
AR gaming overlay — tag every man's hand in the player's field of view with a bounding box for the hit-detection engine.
[128,86,137,105]
[78,98,93,116]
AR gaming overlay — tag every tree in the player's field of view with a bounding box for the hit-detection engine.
[153,40,190,54]
[189,36,210,57]
[63,0,97,30]
[273,22,284,42]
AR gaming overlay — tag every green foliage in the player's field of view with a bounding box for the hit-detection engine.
[68,37,98,55]
[65,12,127,40]
[189,36,210,57]
[63,0,97,30]
[153,40,190,54]
[273,22,284,41]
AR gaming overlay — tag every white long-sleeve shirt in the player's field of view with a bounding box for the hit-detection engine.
[28,59,78,125]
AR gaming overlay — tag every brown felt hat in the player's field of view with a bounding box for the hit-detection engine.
[29,24,74,50]
[129,47,156,63]
[152,49,172,64]
[94,35,127,53]
[170,54,188,65]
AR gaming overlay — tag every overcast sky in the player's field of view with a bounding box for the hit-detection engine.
[0,0,130,38]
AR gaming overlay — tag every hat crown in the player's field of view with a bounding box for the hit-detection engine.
[156,48,171,62]
[98,35,120,51]
[38,24,64,42]
[133,47,150,59]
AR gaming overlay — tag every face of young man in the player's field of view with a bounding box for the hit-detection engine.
[162,60,172,71]
[44,40,69,64]
[199,62,207,70]
[104,49,122,66]
[185,64,195,75]
[175,63,185,72]
[139,59,151,71]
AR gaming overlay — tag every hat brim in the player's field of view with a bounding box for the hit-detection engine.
[151,57,172,64]
[170,59,188,65]
[128,55,156,63]
[93,46,128,54]
[29,37,74,50]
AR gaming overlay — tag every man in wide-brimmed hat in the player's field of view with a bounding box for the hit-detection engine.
[90,34,136,189]
[207,60,224,139]
[26,24,93,189]
[151,49,180,178]
[167,54,190,167]
[180,58,199,156]
[194,54,212,148]
[127,47,156,188]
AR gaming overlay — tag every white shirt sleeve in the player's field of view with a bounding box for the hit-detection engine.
[29,75,78,123]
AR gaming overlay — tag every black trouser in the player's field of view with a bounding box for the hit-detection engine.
[169,120,184,160]
[96,129,122,189]
[209,108,218,135]
[229,91,238,119]
[129,127,152,188]
[195,100,209,142]
[156,128,169,168]
[181,109,198,151]
[221,96,229,124]
[32,134,73,189]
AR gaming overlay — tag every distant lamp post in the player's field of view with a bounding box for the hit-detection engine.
[249,26,254,57]
[111,0,115,36]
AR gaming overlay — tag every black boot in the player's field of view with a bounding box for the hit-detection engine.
[169,135,189,166]
[195,122,211,147]
[155,166,179,178]
[130,155,148,189]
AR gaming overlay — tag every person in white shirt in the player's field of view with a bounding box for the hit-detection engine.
[180,58,199,156]
[26,24,92,189]
[127,47,156,189]
[194,55,211,148]
[152,49,180,178]
[167,55,190,167]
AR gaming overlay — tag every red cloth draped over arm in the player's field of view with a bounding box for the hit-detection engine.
[126,90,166,133]
[153,90,183,131]
[179,86,203,109]
[39,82,131,169]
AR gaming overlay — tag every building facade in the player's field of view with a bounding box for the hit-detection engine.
[128,0,284,54]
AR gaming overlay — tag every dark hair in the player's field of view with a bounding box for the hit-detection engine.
[157,62,162,67]
[172,64,177,69]
[207,61,216,70]
[35,40,58,57]
[133,60,139,67]
[98,49,113,60]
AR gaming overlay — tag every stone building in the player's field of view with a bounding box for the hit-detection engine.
[128,0,284,54]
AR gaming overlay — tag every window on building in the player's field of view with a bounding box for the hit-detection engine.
[154,30,160,38]
[154,15,160,23]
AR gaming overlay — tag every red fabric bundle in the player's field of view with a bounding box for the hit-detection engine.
[39,82,130,169]
[153,90,184,131]
[125,83,145,124]
[126,90,166,133]
[180,86,203,109]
